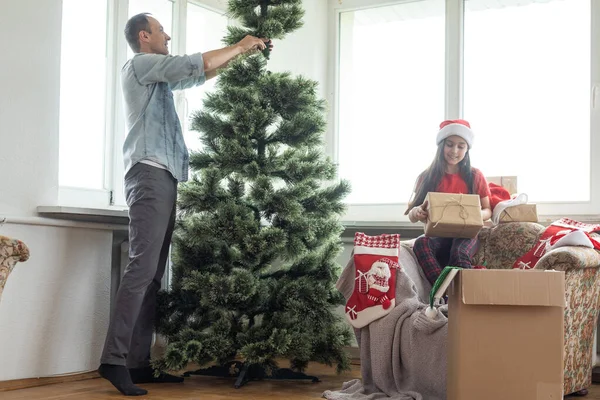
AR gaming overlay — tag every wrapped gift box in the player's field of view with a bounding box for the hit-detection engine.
[498,204,538,223]
[424,192,483,239]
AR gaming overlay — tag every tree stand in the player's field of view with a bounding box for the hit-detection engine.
[183,361,320,389]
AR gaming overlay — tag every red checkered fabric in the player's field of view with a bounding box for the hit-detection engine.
[377,257,400,270]
[372,275,389,289]
[357,273,368,294]
[354,232,400,249]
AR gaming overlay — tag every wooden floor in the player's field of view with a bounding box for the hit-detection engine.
[3,363,600,399]
[566,387,600,399]
[0,362,361,400]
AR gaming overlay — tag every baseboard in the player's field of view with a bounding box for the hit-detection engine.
[0,371,99,392]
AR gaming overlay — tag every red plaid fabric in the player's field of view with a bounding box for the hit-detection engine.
[413,235,478,286]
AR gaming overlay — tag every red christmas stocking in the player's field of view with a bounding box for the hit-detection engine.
[345,233,400,328]
[513,218,600,269]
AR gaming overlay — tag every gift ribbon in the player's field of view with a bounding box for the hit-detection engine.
[431,194,473,236]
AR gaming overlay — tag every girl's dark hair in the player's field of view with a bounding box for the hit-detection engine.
[125,13,152,53]
[404,140,474,215]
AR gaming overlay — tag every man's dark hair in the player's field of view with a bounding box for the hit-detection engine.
[124,13,152,53]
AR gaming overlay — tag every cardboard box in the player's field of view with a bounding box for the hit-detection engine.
[487,175,518,195]
[499,204,538,223]
[424,192,483,238]
[447,269,565,400]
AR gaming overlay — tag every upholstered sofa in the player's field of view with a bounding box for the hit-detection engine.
[401,221,600,397]
[0,235,29,302]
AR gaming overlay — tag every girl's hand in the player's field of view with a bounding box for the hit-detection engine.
[412,200,429,222]
[480,196,492,221]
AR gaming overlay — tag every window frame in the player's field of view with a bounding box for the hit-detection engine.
[328,0,600,223]
[57,0,228,209]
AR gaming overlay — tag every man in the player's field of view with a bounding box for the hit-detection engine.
[99,13,271,396]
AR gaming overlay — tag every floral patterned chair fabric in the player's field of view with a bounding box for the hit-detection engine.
[478,222,600,396]
[0,235,29,301]
[406,222,600,396]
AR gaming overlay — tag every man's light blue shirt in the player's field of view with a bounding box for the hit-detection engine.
[121,52,206,182]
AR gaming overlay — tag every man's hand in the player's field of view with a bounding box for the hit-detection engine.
[237,35,272,53]
[202,36,273,77]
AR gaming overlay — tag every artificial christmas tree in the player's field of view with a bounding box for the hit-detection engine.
[153,0,353,388]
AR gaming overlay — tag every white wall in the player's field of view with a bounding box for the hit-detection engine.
[0,224,112,381]
[0,0,113,381]
[0,0,330,381]
[0,0,61,217]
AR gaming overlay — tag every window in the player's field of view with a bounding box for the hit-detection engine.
[464,0,590,203]
[58,0,227,208]
[183,3,229,155]
[332,0,600,221]
[59,0,108,190]
[337,1,446,205]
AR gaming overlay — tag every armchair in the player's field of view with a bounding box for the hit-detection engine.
[0,235,30,302]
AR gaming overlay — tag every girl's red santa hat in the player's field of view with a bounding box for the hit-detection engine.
[436,119,474,148]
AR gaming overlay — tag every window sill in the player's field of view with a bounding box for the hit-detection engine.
[37,206,129,225]
[341,221,423,239]
[34,207,600,238]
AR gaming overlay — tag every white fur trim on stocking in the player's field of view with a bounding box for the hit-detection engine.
[548,230,595,251]
[491,193,528,225]
[347,301,396,328]
[354,246,399,256]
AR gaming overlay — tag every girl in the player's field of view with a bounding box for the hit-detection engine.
[406,119,492,286]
